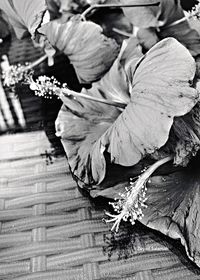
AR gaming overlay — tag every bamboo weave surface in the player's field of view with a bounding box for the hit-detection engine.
[0,131,200,280]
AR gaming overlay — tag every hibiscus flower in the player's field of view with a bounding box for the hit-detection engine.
[55,37,200,266]
[38,15,119,83]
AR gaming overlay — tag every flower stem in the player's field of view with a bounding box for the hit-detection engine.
[128,156,173,204]
[61,88,127,109]
[81,2,160,19]
[112,27,133,38]
[19,54,48,73]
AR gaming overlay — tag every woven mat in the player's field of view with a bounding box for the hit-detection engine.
[0,132,200,280]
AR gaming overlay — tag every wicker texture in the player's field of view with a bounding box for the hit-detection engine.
[0,131,200,279]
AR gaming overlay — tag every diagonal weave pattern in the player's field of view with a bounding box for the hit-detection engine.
[0,131,200,280]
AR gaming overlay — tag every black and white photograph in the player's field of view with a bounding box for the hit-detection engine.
[0,0,200,279]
